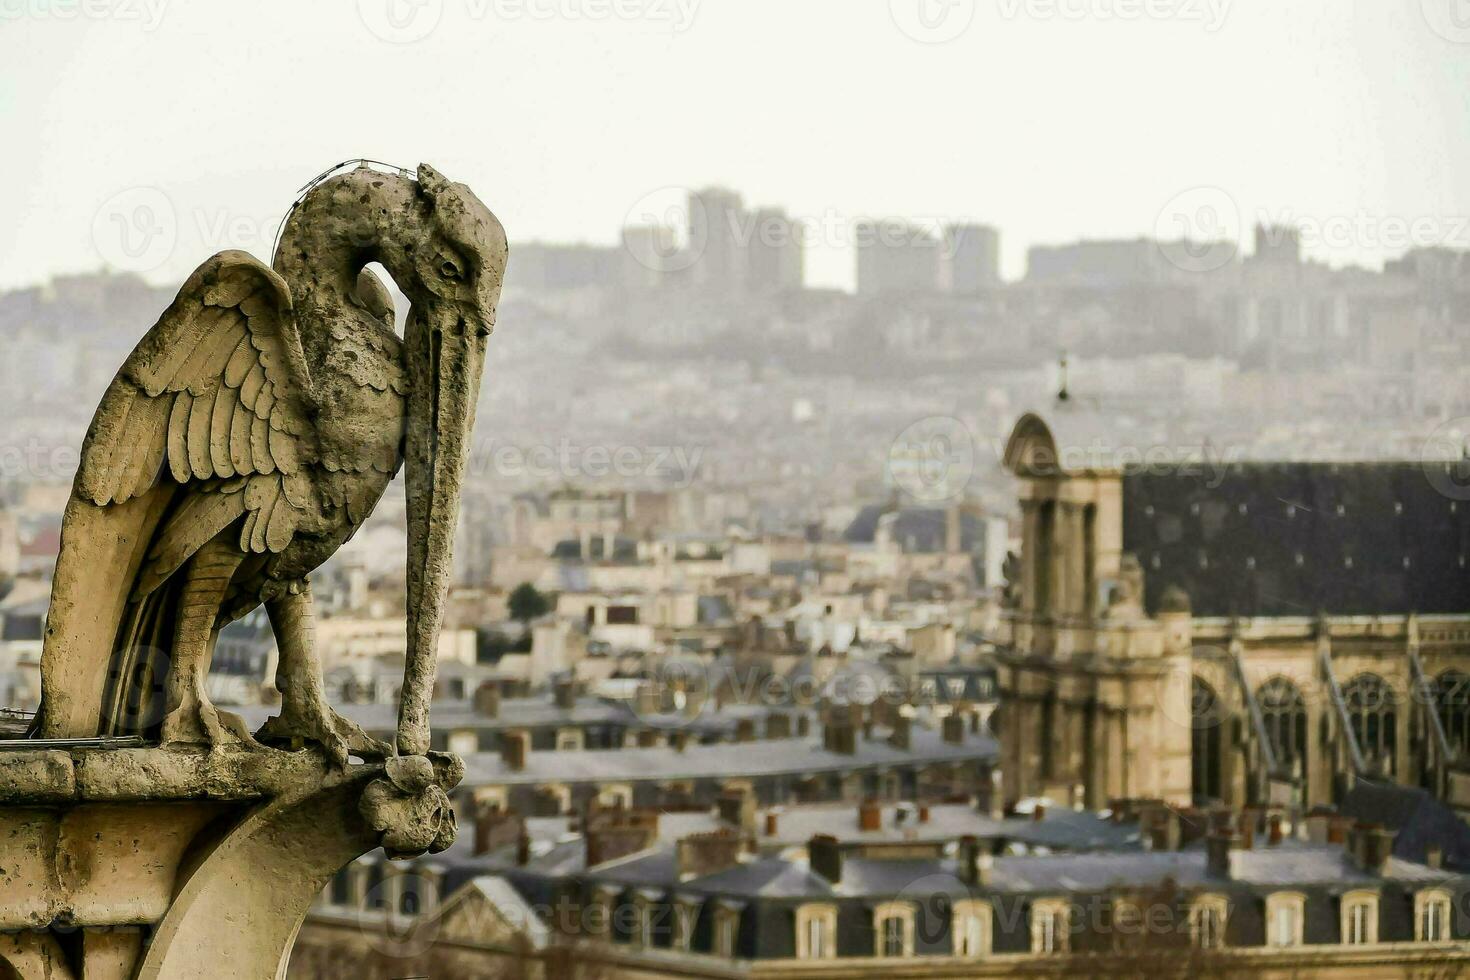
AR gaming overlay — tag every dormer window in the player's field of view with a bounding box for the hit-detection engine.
[1416,888,1452,943]
[796,903,837,960]
[1341,889,1379,945]
[873,901,915,957]
[1190,894,1228,949]
[953,899,993,956]
[1031,898,1070,954]
[1266,892,1305,947]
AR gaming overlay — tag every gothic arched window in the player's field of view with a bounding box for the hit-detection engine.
[1434,671,1470,758]
[1192,676,1224,804]
[1257,678,1307,782]
[1342,674,1397,777]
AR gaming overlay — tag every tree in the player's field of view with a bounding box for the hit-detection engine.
[509,582,550,626]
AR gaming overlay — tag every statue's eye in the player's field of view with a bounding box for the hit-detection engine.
[440,260,461,280]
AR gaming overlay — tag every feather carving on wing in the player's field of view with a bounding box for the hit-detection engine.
[76,250,318,589]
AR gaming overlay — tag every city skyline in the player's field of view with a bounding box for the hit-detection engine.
[2,2,1468,292]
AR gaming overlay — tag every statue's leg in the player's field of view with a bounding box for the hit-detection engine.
[159,534,261,749]
[257,582,390,767]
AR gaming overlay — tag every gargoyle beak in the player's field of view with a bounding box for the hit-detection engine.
[399,301,490,756]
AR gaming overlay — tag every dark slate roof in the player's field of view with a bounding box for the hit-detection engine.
[1,611,43,642]
[843,506,985,553]
[459,725,998,788]
[1338,781,1470,872]
[759,803,1141,853]
[235,695,630,735]
[1121,462,1470,617]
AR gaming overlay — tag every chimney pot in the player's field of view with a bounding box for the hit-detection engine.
[1206,831,1235,878]
[765,812,779,837]
[474,680,501,718]
[859,799,882,832]
[1032,803,1046,822]
[889,715,912,751]
[1267,813,1284,846]
[809,834,842,883]
[918,804,931,824]
[500,730,528,772]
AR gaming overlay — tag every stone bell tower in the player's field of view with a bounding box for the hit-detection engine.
[996,412,1193,810]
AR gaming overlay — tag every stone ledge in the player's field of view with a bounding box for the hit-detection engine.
[0,746,336,806]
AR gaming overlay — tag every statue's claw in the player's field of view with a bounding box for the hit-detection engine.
[160,673,264,752]
[256,701,391,769]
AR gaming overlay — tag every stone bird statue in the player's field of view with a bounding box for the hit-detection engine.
[34,162,507,766]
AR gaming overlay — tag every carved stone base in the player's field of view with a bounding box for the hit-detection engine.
[0,746,460,980]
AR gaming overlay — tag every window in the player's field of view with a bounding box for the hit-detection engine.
[1434,671,1470,756]
[1265,892,1305,948]
[1341,890,1378,945]
[1416,889,1452,942]
[1190,895,1228,949]
[1034,500,1055,615]
[717,912,738,956]
[1191,677,1224,804]
[952,900,992,957]
[636,900,654,948]
[872,901,914,957]
[328,868,351,907]
[672,903,696,951]
[880,915,904,956]
[796,904,837,960]
[1343,675,1397,777]
[1257,679,1308,783]
[1031,899,1069,954]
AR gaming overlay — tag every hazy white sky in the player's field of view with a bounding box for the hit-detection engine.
[1,0,1468,291]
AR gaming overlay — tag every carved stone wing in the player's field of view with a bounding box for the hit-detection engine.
[76,250,317,574]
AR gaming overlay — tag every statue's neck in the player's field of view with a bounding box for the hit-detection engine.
[273,169,427,325]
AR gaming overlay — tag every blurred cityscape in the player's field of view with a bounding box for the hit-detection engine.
[3,187,1470,975]
[0,187,1468,714]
